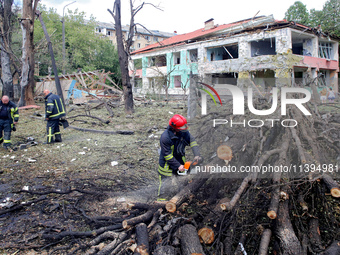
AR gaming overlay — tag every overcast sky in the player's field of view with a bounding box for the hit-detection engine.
[15,0,327,34]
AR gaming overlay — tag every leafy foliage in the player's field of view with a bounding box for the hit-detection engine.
[285,0,340,37]
[284,1,310,25]
[34,4,121,80]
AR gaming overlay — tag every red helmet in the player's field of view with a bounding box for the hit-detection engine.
[169,114,188,131]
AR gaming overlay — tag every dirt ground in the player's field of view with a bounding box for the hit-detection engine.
[0,99,194,254]
[0,97,339,255]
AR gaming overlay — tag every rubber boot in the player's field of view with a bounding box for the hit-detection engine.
[55,134,62,143]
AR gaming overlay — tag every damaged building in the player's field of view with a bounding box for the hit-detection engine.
[130,15,339,98]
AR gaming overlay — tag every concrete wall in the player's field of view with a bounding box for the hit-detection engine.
[132,26,339,96]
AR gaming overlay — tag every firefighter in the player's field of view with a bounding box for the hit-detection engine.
[157,114,201,201]
[0,95,19,150]
[43,89,66,144]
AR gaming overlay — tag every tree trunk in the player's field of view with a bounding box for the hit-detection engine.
[134,223,149,255]
[178,224,205,255]
[276,196,303,255]
[0,0,14,99]
[19,0,38,107]
[322,241,340,255]
[1,38,13,99]
[111,0,134,114]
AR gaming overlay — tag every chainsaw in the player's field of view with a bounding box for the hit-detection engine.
[177,157,203,176]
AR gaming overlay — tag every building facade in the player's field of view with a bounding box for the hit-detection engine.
[130,15,339,97]
[95,22,176,52]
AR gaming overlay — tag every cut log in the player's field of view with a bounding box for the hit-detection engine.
[258,229,272,255]
[178,224,205,255]
[220,176,251,211]
[267,186,280,219]
[122,209,156,229]
[275,193,303,254]
[134,223,149,255]
[322,174,340,198]
[165,178,207,213]
[197,227,214,245]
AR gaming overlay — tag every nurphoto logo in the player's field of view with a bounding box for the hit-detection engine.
[200,83,312,128]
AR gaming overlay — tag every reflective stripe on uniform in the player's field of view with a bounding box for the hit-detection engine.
[47,127,53,143]
[158,163,172,176]
[190,141,198,147]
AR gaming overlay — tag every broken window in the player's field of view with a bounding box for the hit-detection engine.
[319,42,333,59]
[250,38,276,57]
[292,43,303,55]
[207,44,239,61]
[174,75,182,88]
[212,73,238,85]
[250,70,275,91]
[148,55,167,67]
[173,52,181,65]
[189,49,198,62]
[294,71,304,86]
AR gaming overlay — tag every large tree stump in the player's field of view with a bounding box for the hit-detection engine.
[178,224,205,255]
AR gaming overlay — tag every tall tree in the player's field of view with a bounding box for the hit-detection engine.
[0,0,14,99]
[320,0,340,37]
[34,5,119,77]
[18,0,38,106]
[309,8,324,28]
[108,0,135,114]
[284,1,309,25]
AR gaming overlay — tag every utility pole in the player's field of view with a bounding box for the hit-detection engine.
[62,1,76,74]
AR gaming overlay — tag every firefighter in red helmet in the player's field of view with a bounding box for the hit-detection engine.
[157,114,201,201]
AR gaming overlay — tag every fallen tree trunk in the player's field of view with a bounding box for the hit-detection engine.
[267,185,280,219]
[153,245,176,255]
[258,229,272,255]
[322,240,340,255]
[309,218,325,253]
[134,223,149,255]
[68,125,134,135]
[178,224,205,255]
[276,191,303,255]
[165,177,208,213]
[220,175,251,211]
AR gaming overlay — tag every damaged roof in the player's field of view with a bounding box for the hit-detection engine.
[131,15,336,55]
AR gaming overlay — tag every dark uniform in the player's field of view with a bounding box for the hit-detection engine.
[0,100,19,149]
[157,126,200,200]
[44,92,66,143]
